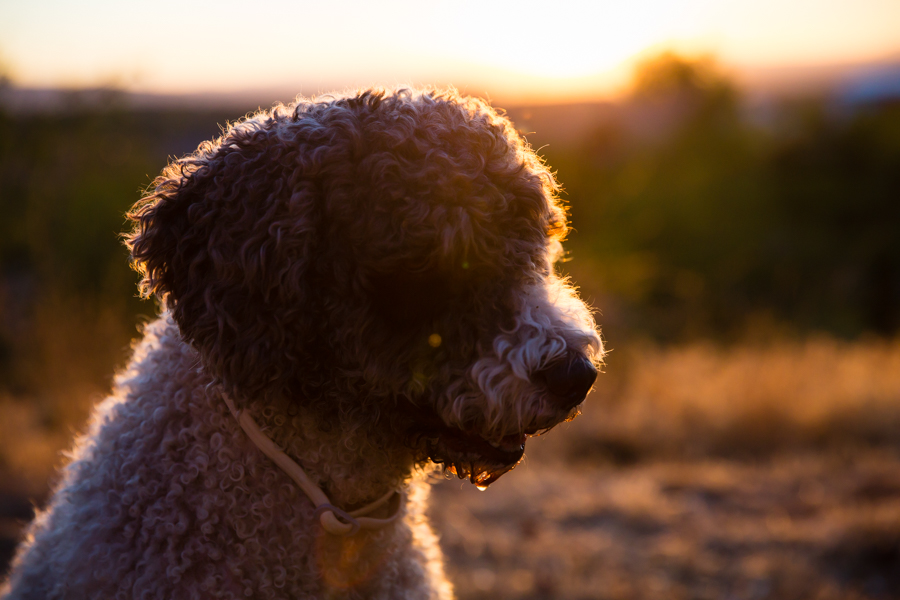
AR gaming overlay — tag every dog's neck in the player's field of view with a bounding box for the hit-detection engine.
[240,393,417,510]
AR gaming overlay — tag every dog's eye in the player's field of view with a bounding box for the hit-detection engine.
[369,269,453,330]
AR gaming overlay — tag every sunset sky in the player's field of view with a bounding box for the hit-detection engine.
[2,0,899,103]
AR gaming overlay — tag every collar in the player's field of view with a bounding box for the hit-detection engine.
[222,393,403,535]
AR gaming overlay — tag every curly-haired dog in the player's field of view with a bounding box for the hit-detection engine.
[2,88,603,599]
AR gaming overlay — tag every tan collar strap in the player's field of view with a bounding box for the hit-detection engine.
[222,393,403,535]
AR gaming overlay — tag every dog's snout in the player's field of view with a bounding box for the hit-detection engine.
[539,353,597,408]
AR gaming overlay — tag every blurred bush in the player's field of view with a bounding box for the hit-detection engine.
[547,52,900,342]
[1,53,900,595]
[0,53,898,485]
[0,100,234,491]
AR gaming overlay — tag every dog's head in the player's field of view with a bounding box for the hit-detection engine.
[128,88,603,487]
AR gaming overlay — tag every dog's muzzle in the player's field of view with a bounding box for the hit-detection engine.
[537,351,598,410]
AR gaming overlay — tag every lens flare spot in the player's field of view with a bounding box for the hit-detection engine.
[428,333,442,348]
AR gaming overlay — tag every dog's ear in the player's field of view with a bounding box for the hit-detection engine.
[126,116,321,400]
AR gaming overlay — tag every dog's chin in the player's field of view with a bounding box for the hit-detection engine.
[436,403,585,486]
[399,397,524,486]
[428,430,527,488]
[400,397,583,487]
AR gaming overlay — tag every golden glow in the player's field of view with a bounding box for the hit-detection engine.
[426,0,699,79]
[1,0,898,102]
[428,334,442,348]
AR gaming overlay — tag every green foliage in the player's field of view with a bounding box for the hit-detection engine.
[768,101,900,335]
[0,104,235,395]
[1,54,898,399]
[548,54,900,341]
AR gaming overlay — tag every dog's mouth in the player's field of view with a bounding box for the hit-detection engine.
[431,429,527,488]
[398,396,526,486]
[430,403,587,486]
[400,397,581,488]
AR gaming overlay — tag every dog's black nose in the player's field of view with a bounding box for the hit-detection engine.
[539,352,597,409]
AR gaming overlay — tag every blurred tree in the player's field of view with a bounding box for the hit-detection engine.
[631,51,736,107]
[554,53,764,339]
[0,104,232,398]
[549,52,900,342]
[1,57,898,397]
[769,100,900,334]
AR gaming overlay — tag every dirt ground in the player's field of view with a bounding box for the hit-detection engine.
[429,445,900,600]
[3,337,900,597]
[2,447,899,599]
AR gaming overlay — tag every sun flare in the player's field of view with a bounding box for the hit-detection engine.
[428,0,694,80]
[1,0,899,101]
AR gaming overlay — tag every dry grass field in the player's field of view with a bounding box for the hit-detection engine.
[2,63,897,596]
[2,335,900,598]
[427,337,900,600]
[431,449,900,600]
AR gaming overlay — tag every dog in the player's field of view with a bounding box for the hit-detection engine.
[1,87,603,599]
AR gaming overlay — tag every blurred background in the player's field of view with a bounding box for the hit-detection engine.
[1,1,899,598]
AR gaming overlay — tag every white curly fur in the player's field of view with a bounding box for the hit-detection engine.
[1,87,602,600]
[447,278,602,436]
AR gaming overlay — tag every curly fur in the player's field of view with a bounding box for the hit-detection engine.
[1,87,602,599]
